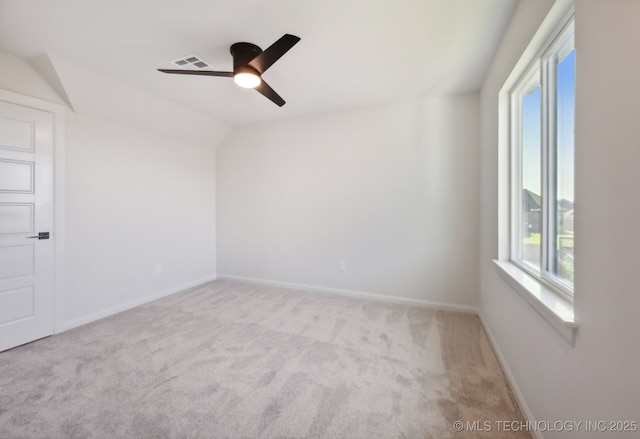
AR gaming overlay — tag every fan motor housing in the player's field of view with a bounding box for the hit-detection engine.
[230,42,262,70]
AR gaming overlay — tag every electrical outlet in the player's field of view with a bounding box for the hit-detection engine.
[339,261,346,272]
[155,263,162,274]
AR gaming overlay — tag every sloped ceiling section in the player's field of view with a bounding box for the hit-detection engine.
[29,54,75,112]
[31,53,230,148]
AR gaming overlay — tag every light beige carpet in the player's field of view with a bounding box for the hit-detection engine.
[0,280,530,438]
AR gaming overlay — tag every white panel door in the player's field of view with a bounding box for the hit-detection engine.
[0,100,54,352]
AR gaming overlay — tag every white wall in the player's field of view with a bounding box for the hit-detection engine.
[0,51,219,330]
[480,1,640,437]
[217,95,480,308]
[64,112,217,327]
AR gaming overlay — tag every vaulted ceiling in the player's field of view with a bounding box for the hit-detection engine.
[0,0,518,126]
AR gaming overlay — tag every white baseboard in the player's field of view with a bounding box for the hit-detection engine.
[217,274,478,314]
[59,274,217,332]
[477,312,542,439]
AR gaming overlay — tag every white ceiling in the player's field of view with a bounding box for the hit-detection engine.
[0,0,518,126]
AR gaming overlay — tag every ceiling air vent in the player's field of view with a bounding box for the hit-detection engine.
[171,55,212,70]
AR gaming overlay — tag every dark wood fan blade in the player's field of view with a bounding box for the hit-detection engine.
[255,79,286,107]
[248,34,300,74]
[158,69,233,77]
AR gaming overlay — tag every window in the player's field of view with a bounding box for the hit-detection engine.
[510,19,575,297]
[496,2,576,344]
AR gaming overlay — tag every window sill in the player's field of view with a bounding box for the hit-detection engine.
[493,260,578,346]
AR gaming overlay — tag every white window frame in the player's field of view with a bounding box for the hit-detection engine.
[510,19,575,299]
[495,0,577,345]
[510,63,542,277]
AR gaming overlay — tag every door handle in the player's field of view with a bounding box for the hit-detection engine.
[27,232,50,240]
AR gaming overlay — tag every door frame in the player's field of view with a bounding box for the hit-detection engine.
[0,88,65,334]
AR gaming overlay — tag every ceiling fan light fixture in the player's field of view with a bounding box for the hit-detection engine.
[233,66,261,89]
[234,72,261,89]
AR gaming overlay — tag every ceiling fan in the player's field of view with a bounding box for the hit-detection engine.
[158,34,300,107]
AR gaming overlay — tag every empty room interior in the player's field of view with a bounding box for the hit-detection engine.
[1,0,639,438]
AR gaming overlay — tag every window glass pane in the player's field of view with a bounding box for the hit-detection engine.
[520,81,541,270]
[551,48,575,286]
